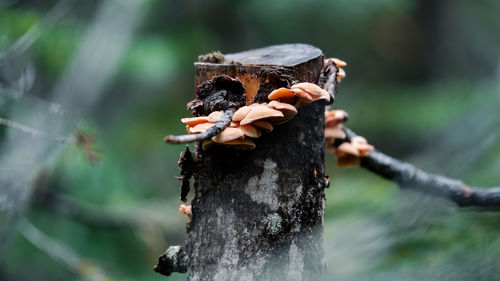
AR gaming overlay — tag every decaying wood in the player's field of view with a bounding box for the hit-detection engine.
[158,44,331,280]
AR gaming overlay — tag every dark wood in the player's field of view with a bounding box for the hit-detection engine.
[185,44,329,280]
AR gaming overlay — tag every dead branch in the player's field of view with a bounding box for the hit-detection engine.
[343,127,500,209]
[15,217,110,281]
[164,108,235,143]
[0,117,75,143]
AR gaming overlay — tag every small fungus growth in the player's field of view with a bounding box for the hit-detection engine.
[324,108,374,167]
[179,204,192,219]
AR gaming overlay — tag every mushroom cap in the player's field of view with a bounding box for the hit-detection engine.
[239,124,261,138]
[325,110,348,127]
[352,141,374,157]
[337,155,361,167]
[332,58,347,67]
[212,127,245,143]
[351,136,368,144]
[290,88,314,102]
[240,105,284,125]
[181,116,209,126]
[268,88,295,100]
[249,102,266,107]
[291,83,322,97]
[252,121,273,132]
[179,204,192,219]
[336,142,360,157]
[267,101,298,124]
[337,67,346,78]
[291,83,330,102]
[223,138,256,150]
[208,111,224,122]
[232,106,251,121]
[325,127,346,139]
[189,122,213,134]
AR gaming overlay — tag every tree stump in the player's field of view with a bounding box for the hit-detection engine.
[177,44,330,280]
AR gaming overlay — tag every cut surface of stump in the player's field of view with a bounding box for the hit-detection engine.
[185,44,329,281]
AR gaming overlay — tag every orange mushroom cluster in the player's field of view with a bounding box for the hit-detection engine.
[268,82,330,107]
[325,109,374,167]
[181,82,331,150]
[179,204,192,219]
[327,57,347,83]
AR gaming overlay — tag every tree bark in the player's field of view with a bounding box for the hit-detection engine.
[183,44,330,280]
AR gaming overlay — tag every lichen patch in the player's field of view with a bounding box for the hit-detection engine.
[245,159,279,211]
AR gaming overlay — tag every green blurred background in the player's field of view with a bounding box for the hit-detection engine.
[0,0,499,280]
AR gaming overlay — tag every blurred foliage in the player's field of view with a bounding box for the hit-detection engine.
[0,0,499,280]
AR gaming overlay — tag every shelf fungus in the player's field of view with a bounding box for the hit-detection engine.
[328,57,347,83]
[167,81,332,149]
[179,204,192,219]
[268,82,330,107]
[325,109,374,167]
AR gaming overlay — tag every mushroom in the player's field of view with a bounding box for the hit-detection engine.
[239,124,261,138]
[324,127,346,140]
[351,136,374,157]
[232,106,251,121]
[337,154,361,167]
[179,204,192,219]
[212,127,245,143]
[325,110,348,127]
[268,88,295,100]
[335,142,361,167]
[181,116,209,126]
[336,142,359,157]
[188,122,213,134]
[252,121,273,132]
[290,88,314,104]
[351,136,368,144]
[223,138,256,150]
[208,111,224,122]
[267,88,296,105]
[267,101,297,124]
[332,58,347,67]
[337,68,346,83]
[291,83,330,102]
[240,105,284,125]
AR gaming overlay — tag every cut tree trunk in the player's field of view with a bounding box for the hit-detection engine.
[183,44,330,280]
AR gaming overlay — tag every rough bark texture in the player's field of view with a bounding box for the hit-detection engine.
[184,44,329,281]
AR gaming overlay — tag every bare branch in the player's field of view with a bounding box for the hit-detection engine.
[15,217,111,281]
[0,117,75,143]
[0,0,75,59]
[164,108,235,144]
[343,128,500,209]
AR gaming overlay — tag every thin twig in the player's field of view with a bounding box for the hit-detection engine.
[0,117,75,143]
[15,217,111,281]
[164,108,235,144]
[343,127,500,209]
[0,0,75,59]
